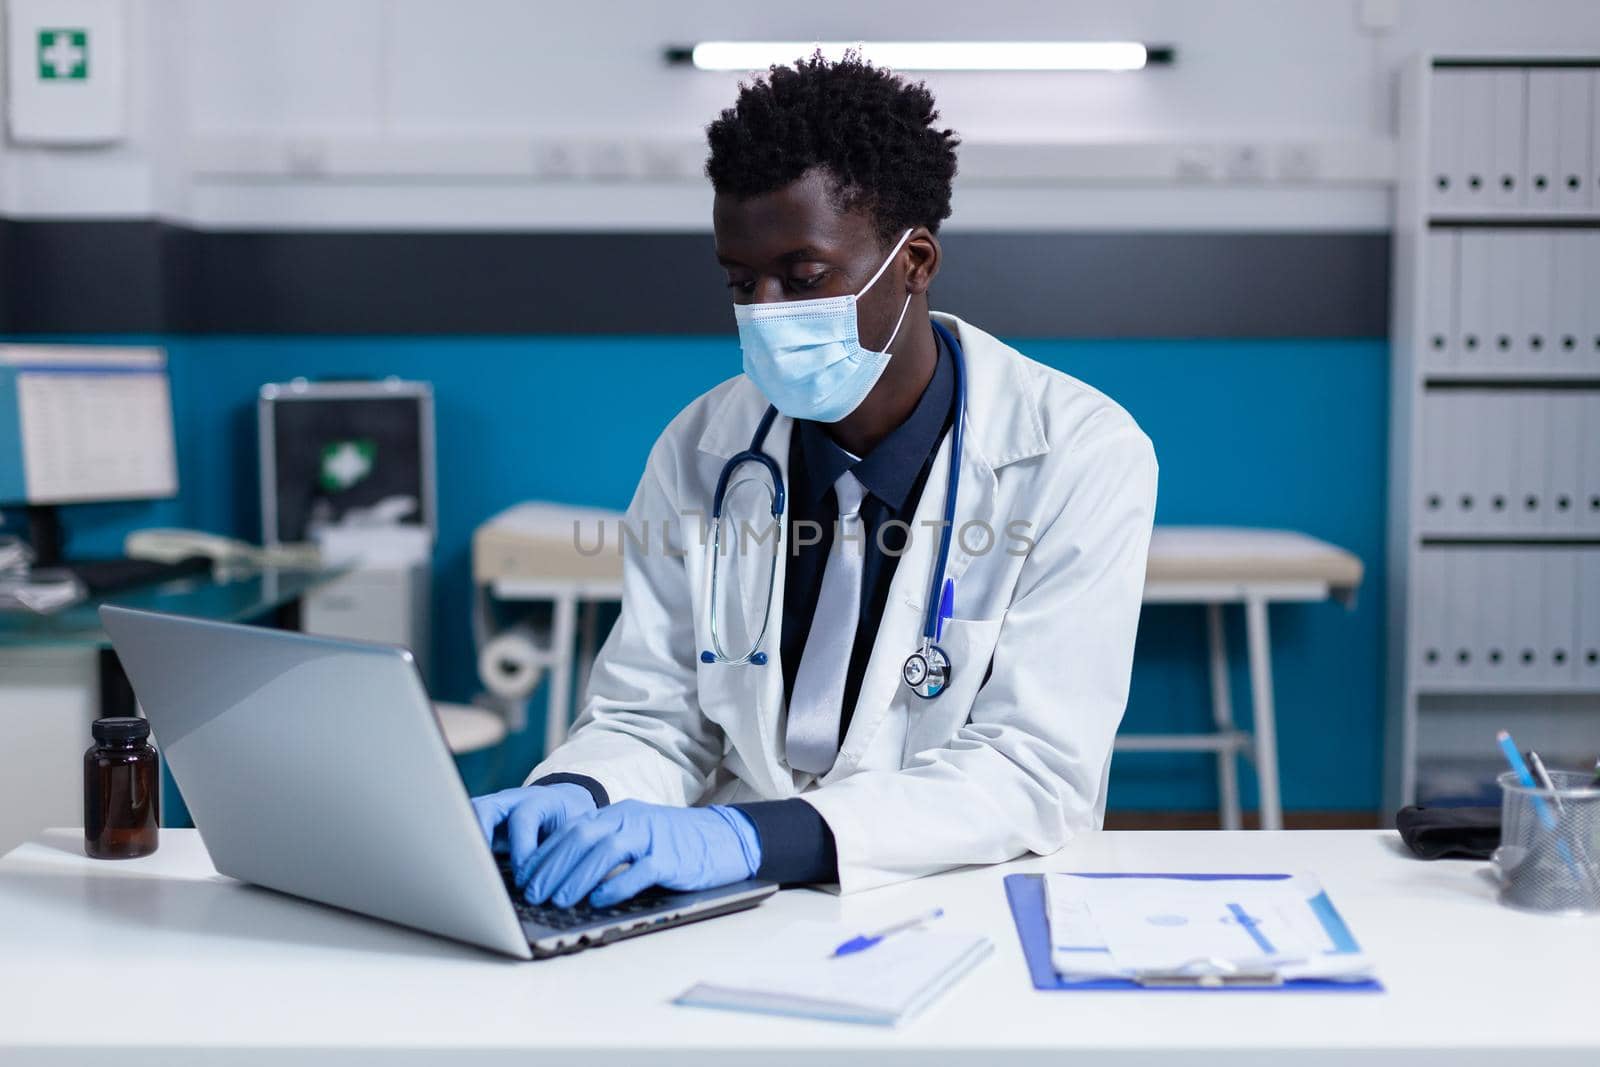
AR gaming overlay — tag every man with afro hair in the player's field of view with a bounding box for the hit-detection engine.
[478,52,1158,907]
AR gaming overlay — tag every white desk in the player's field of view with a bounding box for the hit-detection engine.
[1,829,1590,1065]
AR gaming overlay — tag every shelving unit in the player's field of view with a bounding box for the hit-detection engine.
[1386,55,1600,813]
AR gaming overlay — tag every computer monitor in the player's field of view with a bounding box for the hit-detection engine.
[0,345,178,563]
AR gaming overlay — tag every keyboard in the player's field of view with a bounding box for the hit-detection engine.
[497,859,672,928]
[494,856,777,959]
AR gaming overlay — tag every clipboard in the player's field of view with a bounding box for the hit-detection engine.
[1004,873,1383,993]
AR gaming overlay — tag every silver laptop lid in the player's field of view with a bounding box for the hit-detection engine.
[100,605,531,959]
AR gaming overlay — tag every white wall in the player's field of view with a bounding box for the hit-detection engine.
[4,0,1599,229]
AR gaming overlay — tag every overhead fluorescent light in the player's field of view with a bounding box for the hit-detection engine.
[668,41,1172,72]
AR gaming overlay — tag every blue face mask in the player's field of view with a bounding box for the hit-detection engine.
[734,229,914,423]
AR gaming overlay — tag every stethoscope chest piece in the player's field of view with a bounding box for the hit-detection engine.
[903,643,951,700]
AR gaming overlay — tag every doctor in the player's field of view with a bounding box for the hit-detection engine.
[474,53,1158,906]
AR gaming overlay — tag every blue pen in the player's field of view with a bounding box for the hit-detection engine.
[1496,732,1553,827]
[832,907,944,957]
[1491,739,1555,831]
[935,578,955,642]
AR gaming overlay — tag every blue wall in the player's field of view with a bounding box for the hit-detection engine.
[21,333,1389,813]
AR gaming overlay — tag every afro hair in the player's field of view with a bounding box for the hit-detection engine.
[705,51,960,244]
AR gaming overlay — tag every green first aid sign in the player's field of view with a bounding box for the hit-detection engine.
[320,440,377,492]
[38,28,89,81]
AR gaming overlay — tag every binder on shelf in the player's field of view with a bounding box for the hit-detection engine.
[1524,71,1561,211]
[1512,392,1549,535]
[1488,70,1527,209]
[1441,390,1472,534]
[1509,549,1544,687]
[1541,550,1579,688]
[1480,391,1517,533]
[1583,393,1600,536]
[1486,231,1520,370]
[1458,71,1495,209]
[1545,393,1581,534]
[1586,234,1600,370]
[1445,548,1478,686]
[1459,550,1491,684]
[1552,233,1587,375]
[1473,390,1506,534]
[1478,549,1513,683]
[1460,390,1489,533]
[1413,549,1446,684]
[1423,230,1456,372]
[1465,391,1504,534]
[1455,231,1492,370]
[1429,70,1466,210]
[1515,232,1553,370]
[1591,71,1600,211]
[1418,392,1449,531]
[1553,70,1592,212]
[1579,551,1600,685]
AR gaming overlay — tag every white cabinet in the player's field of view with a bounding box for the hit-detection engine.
[1389,55,1600,813]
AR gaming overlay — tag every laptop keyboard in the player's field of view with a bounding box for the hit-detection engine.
[497,859,672,929]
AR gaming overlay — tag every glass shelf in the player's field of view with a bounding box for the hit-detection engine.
[0,567,344,650]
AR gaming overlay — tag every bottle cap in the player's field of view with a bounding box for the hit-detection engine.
[92,717,150,743]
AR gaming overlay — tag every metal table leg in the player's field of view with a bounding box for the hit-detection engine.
[1206,602,1243,831]
[577,598,600,705]
[544,592,578,758]
[1244,594,1283,831]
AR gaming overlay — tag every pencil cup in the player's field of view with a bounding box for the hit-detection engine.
[1494,771,1600,916]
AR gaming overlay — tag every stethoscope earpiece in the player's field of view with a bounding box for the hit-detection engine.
[701,648,769,666]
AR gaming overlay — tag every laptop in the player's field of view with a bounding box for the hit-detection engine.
[100,605,776,960]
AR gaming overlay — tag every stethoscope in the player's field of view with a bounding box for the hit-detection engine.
[699,320,967,700]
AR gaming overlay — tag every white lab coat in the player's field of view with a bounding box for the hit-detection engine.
[528,312,1158,894]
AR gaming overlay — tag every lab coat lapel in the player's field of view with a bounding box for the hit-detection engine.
[942,431,1000,592]
[750,413,793,786]
[694,383,797,800]
[721,420,790,664]
[734,412,794,797]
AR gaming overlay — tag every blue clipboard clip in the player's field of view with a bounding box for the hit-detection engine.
[1132,960,1284,989]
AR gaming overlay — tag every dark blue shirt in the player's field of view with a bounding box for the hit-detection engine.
[778,327,957,734]
[732,324,956,885]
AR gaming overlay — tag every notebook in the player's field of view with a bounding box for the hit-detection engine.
[675,921,993,1026]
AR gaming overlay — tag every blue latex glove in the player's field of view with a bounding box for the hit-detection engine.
[521,800,762,909]
[470,784,597,889]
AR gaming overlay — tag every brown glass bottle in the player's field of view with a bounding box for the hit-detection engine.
[84,717,159,859]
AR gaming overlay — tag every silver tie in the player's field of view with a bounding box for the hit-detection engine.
[786,470,867,775]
